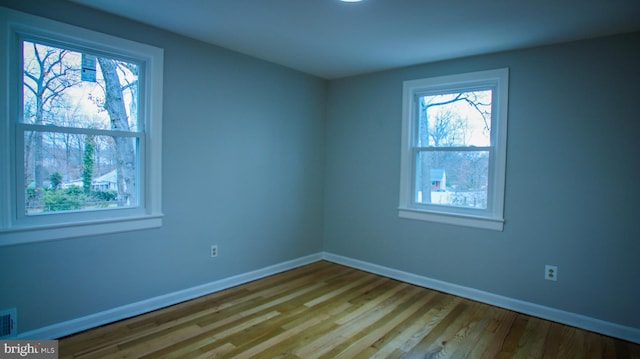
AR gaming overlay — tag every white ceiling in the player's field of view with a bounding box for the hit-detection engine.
[68,0,640,79]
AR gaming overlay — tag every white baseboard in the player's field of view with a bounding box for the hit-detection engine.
[321,252,640,344]
[17,251,639,345]
[17,253,322,340]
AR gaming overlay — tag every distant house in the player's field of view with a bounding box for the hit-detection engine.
[430,169,446,191]
[92,170,118,191]
[65,170,117,191]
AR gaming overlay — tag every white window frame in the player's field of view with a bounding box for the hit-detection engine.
[0,8,164,246]
[399,68,508,231]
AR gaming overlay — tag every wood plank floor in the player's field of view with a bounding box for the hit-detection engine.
[59,261,640,358]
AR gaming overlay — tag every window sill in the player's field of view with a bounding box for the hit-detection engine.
[398,207,504,231]
[0,214,163,247]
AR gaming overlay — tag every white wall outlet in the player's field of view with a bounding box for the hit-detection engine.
[545,265,558,281]
[210,245,218,258]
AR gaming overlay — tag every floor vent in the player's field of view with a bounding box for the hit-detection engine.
[0,308,17,338]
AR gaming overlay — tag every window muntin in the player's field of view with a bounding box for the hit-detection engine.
[400,69,508,230]
[0,8,164,245]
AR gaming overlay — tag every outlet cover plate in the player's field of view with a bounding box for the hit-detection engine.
[545,265,558,281]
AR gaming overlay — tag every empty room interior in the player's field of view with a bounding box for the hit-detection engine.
[1,0,639,357]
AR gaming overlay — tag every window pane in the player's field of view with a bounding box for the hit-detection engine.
[24,131,139,214]
[415,150,489,209]
[22,40,140,131]
[417,90,492,147]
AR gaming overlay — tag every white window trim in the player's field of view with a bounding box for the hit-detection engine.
[0,7,164,246]
[399,68,508,231]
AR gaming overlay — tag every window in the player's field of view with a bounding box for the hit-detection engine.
[399,69,508,230]
[0,8,164,245]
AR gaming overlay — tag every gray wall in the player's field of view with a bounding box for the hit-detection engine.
[324,32,640,328]
[0,0,326,333]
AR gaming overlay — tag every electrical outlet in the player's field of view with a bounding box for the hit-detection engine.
[210,245,218,258]
[545,265,558,281]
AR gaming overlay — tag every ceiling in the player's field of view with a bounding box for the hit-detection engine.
[68,0,640,79]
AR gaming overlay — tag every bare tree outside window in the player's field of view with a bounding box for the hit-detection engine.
[22,42,80,199]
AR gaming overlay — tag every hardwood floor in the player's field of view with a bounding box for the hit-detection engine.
[59,261,640,358]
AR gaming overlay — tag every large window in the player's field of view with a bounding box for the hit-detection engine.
[0,8,164,245]
[399,69,508,230]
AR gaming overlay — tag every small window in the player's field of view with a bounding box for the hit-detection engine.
[0,8,164,245]
[399,69,508,230]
